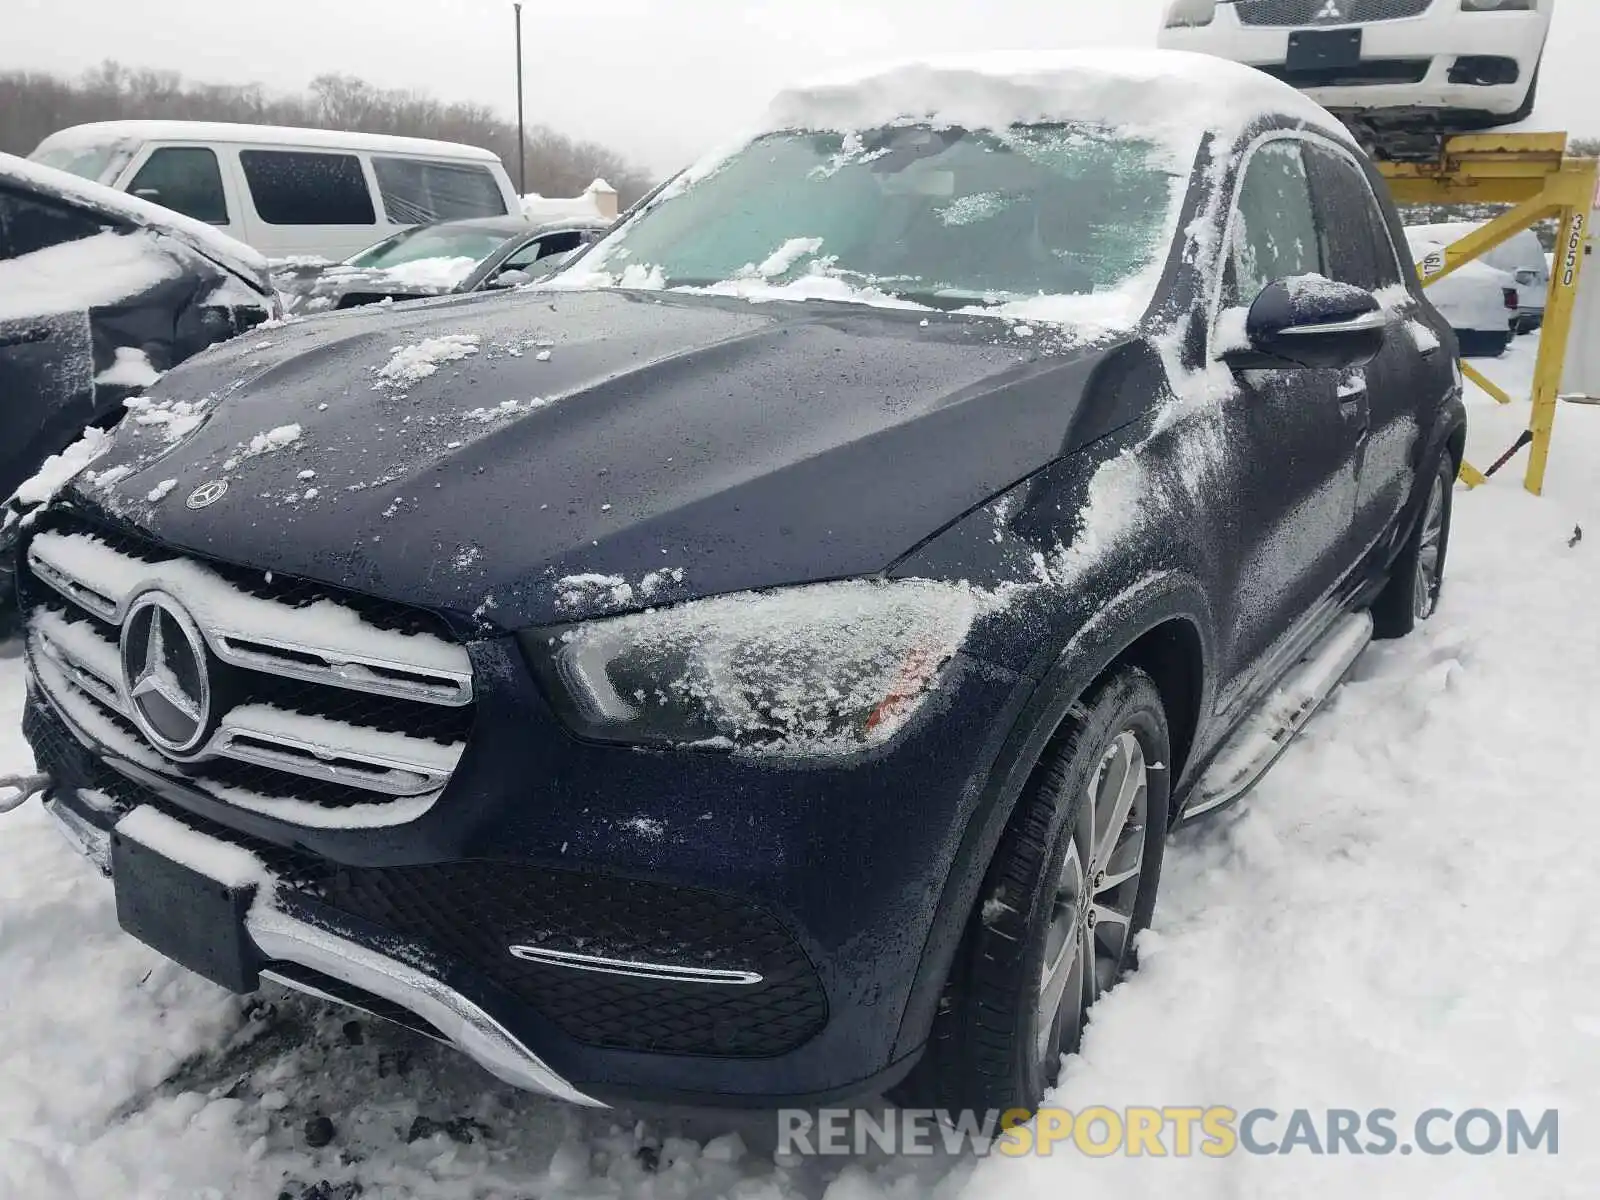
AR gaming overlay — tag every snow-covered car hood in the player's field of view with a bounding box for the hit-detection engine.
[61,288,1117,630]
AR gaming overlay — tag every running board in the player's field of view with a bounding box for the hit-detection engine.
[1183,611,1374,823]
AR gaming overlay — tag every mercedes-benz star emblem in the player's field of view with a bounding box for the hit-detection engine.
[186,479,229,509]
[120,592,213,757]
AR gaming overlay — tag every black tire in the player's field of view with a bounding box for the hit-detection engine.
[1458,329,1511,359]
[1372,454,1455,640]
[893,667,1169,1116]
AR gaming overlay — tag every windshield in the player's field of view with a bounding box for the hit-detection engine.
[346,224,516,270]
[563,124,1183,315]
[31,142,132,184]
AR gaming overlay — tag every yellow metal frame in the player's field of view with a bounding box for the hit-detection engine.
[1378,133,1598,495]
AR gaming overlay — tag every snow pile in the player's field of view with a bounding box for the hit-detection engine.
[378,255,480,290]
[144,478,178,504]
[7,426,113,507]
[556,573,635,611]
[94,346,162,389]
[0,230,182,321]
[374,335,482,389]
[240,424,302,458]
[756,50,1348,152]
[521,178,618,222]
[122,394,213,444]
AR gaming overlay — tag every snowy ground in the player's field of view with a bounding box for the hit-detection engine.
[3,334,1599,1198]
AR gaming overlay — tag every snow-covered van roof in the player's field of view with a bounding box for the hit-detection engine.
[0,149,268,286]
[33,121,503,163]
[757,49,1351,150]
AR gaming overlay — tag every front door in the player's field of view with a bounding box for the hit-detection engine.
[1211,138,1366,704]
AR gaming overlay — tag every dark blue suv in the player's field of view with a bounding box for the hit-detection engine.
[13,52,1463,1115]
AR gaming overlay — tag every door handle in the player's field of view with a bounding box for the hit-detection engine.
[0,327,52,350]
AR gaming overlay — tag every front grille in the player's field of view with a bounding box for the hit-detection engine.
[315,862,830,1058]
[1257,59,1432,87]
[21,508,475,826]
[1234,0,1432,25]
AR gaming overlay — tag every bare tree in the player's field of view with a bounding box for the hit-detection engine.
[0,60,653,203]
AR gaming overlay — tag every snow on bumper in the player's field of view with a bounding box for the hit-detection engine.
[37,793,604,1108]
[1163,8,1548,115]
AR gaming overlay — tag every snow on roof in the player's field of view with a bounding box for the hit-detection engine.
[521,192,612,222]
[757,50,1351,147]
[0,150,267,287]
[33,120,503,164]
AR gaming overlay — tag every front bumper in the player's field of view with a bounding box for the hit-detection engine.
[19,508,1025,1107]
[1162,7,1547,115]
[41,791,599,1105]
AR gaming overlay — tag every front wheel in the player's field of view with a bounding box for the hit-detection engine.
[894,667,1169,1116]
[1372,455,1455,640]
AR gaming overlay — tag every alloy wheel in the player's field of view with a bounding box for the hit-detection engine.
[1413,474,1446,621]
[1034,729,1150,1070]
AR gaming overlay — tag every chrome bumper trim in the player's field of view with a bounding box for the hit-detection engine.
[41,800,603,1107]
[507,943,764,986]
[248,909,603,1107]
[44,795,112,875]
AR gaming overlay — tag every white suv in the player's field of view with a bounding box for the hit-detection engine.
[1159,1,1553,136]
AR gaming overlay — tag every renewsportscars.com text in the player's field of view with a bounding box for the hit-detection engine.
[778,1107,1559,1158]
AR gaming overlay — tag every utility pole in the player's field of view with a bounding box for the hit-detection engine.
[514,2,527,196]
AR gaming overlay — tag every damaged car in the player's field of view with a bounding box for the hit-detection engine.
[10,51,1464,1115]
[0,150,276,631]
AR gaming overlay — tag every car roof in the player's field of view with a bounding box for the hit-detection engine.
[0,149,268,286]
[33,120,502,164]
[757,49,1352,151]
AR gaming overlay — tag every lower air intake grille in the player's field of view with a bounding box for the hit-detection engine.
[314,862,830,1058]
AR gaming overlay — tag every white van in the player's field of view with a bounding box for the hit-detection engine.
[29,121,521,262]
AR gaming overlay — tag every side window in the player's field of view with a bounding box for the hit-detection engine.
[372,158,508,224]
[239,150,376,226]
[1305,145,1403,292]
[127,147,229,225]
[1226,141,1323,307]
[0,188,115,260]
[502,230,585,271]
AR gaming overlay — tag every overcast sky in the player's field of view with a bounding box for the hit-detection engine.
[7,0,1598,178]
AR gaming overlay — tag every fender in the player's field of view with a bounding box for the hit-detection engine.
[890,569,1219,1060]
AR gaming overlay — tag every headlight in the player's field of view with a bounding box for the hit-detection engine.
[1460,0,1534,10]
[1164,0,1218,28]
[521,580,993,756]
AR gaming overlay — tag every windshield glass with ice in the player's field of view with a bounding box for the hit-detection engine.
[564,123,1183,316]
[346,225,514,271]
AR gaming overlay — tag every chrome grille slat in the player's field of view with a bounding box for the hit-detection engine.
[23,523,476,825]
[212,633,472,707]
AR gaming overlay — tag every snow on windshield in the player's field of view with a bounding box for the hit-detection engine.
[547,50,1347,334]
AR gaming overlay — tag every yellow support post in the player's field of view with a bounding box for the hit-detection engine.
[1378,133,1599,495]
[1460,362,1514,407]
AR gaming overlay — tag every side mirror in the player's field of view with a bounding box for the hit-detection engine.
[487,268,534,290]
[1224,276,1386,371]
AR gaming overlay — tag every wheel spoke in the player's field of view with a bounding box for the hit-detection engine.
[1091,903,1133,967]
[1093,733,1145,868]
